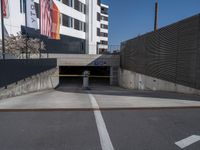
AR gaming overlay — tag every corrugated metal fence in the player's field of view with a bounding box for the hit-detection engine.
[121,14,200,89]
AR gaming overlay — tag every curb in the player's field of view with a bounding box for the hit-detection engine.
[0,106,200,112]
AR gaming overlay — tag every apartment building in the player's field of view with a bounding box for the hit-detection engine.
[99,3,109,54]
[1,0,109,54]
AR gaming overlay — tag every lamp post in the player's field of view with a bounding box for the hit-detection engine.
[0,0,5,59]
[154,0,158,31]
[25,0,28,59]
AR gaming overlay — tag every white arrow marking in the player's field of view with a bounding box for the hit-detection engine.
[175,135,200,149]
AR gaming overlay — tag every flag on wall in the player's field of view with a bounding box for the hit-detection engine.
[40,0,60,39]
[2,0,9,18]
[51,1,60,40]
[40,0,52,38]
[26,0,38,29]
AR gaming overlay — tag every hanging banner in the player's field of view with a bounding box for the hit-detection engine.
[40,0,52,37]
[51,0,60,40]
[2,0,9,18]
[26,0,38,29]
[40,0,60,39]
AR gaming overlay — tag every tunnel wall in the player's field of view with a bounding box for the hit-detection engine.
[0,68,59,100]
[119,68,200,95]
[120,14,200,91]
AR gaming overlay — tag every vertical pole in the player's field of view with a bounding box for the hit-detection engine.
[25,0,28,59]
[39,0,41,58]
[1,0,5,59]
[154,0,158,31]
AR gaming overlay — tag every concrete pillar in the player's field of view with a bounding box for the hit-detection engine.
[110,67,118,86]
[85,0,101,54]
[83,70,90,90]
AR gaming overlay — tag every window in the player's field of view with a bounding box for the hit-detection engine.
[101,24,108,29]
[79,3,83,12]
[20,0,26,13]
[74,0,86,14]
[62,14,73,28]
[100,40,108,45]
[84,23,86,32]
[74,19,86,32]
[97,0,101,6]
[69,0,73,7]
[79,21,83,31]
[74,19,80,30]
[79,22,86,32]
[74,0,79,11]
[101,32,108,37]
[61,14,85,32]
[101,7,108,15]
[97,13,101,21]
[101,16,108,21]
[99,48,107,54]
[62,0,68,5]
[20,0,22,13]
[97,28,100,36]
[83,3,86,14]
[62,0,73,7]
[70,17,73,28]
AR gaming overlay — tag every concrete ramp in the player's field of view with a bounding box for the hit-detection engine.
[1,85,200,110]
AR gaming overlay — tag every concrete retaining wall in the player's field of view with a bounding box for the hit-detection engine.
[119,68,200,95]
[0,59,57,88]
[0,68,59,100]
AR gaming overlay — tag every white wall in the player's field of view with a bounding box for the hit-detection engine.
[85,0,101,54]
[1,0,25,36]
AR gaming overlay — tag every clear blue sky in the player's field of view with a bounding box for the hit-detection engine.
[101,0,200,46]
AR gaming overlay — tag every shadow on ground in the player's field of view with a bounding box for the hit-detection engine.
[56,78,200,102]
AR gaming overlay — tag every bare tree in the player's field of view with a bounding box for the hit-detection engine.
[4,32,46,58]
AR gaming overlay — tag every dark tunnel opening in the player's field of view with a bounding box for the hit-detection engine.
[59,66,110,86]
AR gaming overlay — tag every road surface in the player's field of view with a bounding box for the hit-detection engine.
[0,84,200,150]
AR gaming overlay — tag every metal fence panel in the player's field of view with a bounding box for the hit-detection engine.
[121,14,200,89]
[0,59,57,88]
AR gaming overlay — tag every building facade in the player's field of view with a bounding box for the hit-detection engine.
[99,3,109,54]
[1,0,109,54]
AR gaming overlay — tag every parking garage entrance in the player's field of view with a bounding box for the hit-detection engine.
[59,66,111,86]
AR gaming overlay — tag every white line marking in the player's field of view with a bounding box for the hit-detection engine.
[88,92,114,150]
[175,135,200,149]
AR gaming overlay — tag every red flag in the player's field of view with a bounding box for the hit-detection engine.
[40,0,60,39]
[40,0,52,37]
[2,0,9,18]
[51,1,60,40]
